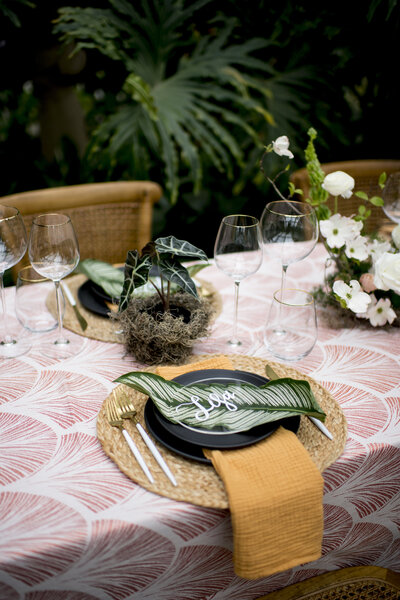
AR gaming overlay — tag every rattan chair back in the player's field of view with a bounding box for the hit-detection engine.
[1,180,162,280]
[290,159,400,233]
[257,565,400,600]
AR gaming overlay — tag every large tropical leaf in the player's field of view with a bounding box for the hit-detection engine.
[157,257,198,297]
[53,1,274,203]
[78,259,124,298]
[155,236,208,261]
[114,371,326,431]
[119,250,152,312]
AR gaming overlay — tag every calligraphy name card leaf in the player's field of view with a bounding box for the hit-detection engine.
[114,372,326,432]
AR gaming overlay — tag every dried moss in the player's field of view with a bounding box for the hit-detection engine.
[115,293,214,365]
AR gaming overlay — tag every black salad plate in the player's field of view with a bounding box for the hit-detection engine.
[144,369,300,464]
[77,280,115,317]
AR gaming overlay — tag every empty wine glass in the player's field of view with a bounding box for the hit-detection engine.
[28,213,81,358]
[214,214,263,348]
[0,205,31,358]
[264,288,317,361]
[382,172,400,223]
[260,200,318,299]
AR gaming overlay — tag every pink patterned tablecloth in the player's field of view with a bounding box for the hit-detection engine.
[1,244,400,600]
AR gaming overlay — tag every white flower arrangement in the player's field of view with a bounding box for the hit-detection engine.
[260,128,400,327]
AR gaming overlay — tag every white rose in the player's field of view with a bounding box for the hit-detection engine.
[272,135,294,159]
[392,224,400,250]
[321,171,355,199]
[374,252,400,294]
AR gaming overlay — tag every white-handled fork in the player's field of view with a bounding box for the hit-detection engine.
[106,396,154,484]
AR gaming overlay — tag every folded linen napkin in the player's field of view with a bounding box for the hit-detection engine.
[156,356,324,579]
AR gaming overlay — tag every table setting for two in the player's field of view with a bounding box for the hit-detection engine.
[1,193,347,582]
[2,134,400,585]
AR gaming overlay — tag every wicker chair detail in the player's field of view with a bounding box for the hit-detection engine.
[256,565,400,600]
[0,180,162,280]
[290,159,400,233]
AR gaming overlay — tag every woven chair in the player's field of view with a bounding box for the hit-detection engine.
[256,566,400,600]
[290,159,400,234]
[0,180,162,281]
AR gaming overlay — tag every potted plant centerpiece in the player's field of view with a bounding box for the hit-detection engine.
[114,236,213,365]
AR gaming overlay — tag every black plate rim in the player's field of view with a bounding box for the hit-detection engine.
[77,280,111,317]
[144,400,211,464]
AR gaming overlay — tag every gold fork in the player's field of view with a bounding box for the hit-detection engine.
[116,390,177,487]
[106,395,154,484]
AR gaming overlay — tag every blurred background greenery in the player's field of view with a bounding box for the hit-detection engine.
[1,0,398,255]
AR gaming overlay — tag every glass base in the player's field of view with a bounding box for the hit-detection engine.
[0,336,32,359]
[0,321,33,359]
[264,327,315,362]
[32,332,84,360]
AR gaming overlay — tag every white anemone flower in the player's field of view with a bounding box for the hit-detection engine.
[320,214,362,248]
[345,235,369,261]
[322,171,355,199]
[333,279,371,313]
[272,135,294,159]
[368,239,393,264]
[366,295,396,326]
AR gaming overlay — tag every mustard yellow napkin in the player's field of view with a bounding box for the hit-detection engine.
[157,357,324,579]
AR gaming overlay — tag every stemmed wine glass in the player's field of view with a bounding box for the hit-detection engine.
[28,213,81,358]
[214,214,263,348]
[0,205,31,358]
[382,172,400,223]
[260,200,318,299]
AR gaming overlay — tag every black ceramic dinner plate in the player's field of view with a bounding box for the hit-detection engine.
[77,280,115,317]
[144,369,300,463]
[144,400,211,464]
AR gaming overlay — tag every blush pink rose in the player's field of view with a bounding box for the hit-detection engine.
[360,272,377,293]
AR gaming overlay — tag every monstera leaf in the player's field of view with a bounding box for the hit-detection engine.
[114,372,326,432]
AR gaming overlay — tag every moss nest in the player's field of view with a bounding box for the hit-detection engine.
[115,292,214,365]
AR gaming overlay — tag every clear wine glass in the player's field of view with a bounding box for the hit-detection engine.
[214,214,263,348]
[382,172,400,223]
[0,205,31,359]
[260,200,318,299]
[28,213,81,358]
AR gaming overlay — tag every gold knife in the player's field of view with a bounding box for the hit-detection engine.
[61,281,88,331]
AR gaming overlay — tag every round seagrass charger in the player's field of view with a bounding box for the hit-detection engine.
[97,354,348,509]
[46,274,222,343]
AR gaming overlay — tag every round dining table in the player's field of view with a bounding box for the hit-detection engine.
[1,243,399,599]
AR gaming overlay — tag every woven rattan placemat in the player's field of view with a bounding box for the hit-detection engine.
[97,354,347,508]
[46,274,222,344]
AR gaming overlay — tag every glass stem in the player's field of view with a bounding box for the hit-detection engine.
[280,265,288,301]
[229,280,241,346]
[0,272,13,345]
[54,280,68,345]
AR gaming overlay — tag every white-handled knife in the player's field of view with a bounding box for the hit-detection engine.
[61,281,88,331]
[135,422,178,487]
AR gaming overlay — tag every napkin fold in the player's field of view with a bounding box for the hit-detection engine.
[157,356,324,579]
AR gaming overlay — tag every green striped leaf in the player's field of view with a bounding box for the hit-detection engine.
[119,251,152,312]
[158,257,198,297]
[78,259,124,298]
[114,372,326,431]
[155,236,208,261]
